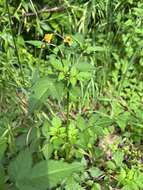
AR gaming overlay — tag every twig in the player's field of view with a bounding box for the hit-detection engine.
[23,6,67,17]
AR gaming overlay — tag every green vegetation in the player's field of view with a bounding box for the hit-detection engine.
[0,0,143,189]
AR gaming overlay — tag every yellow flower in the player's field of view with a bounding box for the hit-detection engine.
[43,33,53,43]
[64,36,72,46]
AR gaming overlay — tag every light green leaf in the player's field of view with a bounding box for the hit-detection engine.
[65,176,84,190]
[92,182,101,190]
[42,143,53,159]
[86,46,105,53]
[70,86,81,100]
[52,116,62,127]
[50,55,63,71]
[106,161,116,170]
[77,72,92,81]
[117,168,126,183]
[116,112,130,131]
[42,120,50,138]
[26,40,43,48]
[75,62,94,72]
[88,167,103,178]
[73,33,84,47]
[113,151,124,166]
[121,185,131,190]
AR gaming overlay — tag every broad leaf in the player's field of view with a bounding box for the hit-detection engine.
[50,55,63,71]
[113,151,124,166]
[92,183,101,190]
[26,40,43,48]
[75,62,94,72]
[88,167,104,178]
[17,160,84,190]
[8,149,32,181]
[29,77,63,113]
[116,112,130,131]
[30,160,83,189]
[65,176,84,190]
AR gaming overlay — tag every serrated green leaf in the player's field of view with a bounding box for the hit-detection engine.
[113,151,124,166]
[118,168,126,183]
[116,112,130,131]
[50,55,63,71]
[29,78,63,113]
[42,120,50,138]
[42,143,53,159]
[52,116,62,127]
[48,82,64,100]
[29,77,52,113]
[65,176,84,190]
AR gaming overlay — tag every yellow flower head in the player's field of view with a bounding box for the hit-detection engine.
[43,33,53,43]
[64,36,72,46]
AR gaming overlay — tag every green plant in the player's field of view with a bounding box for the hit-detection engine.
[117,167,143,190]
[0,0,143,189]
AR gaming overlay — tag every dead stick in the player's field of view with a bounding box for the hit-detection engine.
[22,6,67,17]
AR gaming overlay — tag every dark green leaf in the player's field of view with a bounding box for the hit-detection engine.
[29,77,63,113]
[18,160,84,190]
[8,149,32,181]
[0,137,7,161]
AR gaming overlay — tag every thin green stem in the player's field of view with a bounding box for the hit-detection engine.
[6,0,25,84]
[65,81,70,160]
[66,81,70,142]
[66,89,70,125]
